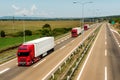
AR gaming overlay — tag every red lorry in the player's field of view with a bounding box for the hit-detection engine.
[17,37,54,66]
[71,27,83,37]
[84,24,90,30]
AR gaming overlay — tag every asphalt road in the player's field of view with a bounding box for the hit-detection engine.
[76,23,120,80]
[0,23,99,80]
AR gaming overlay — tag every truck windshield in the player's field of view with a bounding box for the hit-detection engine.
[18,52,29,56]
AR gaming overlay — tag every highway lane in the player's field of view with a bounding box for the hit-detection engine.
[0,23,99,80]
[76,23,120,80]
[106,23,120,80]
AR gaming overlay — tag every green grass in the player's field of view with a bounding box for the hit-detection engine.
[0,35,40,51]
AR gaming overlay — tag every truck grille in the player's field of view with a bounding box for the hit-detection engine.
[20,58,26,62]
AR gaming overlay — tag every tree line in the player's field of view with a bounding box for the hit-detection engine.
[0,23,71,38]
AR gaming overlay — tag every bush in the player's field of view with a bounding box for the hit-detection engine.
[25,30,32,36]
[52,28,72,36]
[42,24,51,31]
[41,29,52,37]
[0,30,6,37]
[16,31,24,37]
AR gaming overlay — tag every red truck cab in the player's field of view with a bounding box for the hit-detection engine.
[71,29,78,37]
[17,44,35,66]
[84,24,89,30]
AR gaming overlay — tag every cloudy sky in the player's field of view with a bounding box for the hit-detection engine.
[0,0,120,18]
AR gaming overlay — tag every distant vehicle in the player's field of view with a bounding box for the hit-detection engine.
[84,24,90,30]
[71,27,83,37]
[17,37,54,66]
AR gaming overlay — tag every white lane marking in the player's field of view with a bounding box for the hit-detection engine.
[61,40,64,42]
[57,42,60,44]
[105,36,107,40]
[71,40,74,43]
[77,25,102,80]
[33,59,46,68]
[105,66,107,80]
[65,38,67,40]
[116,40,119,43]
[105,49,107,56]
[117,42,120,45]
[105,41,107,45]
[0,58,16,67]
[0,68,10,74]
[60,46,66,50]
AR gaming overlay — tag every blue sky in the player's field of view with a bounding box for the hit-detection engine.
[0,0,120,18]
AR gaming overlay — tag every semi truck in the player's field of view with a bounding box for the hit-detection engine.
[84,24,90,30]
[71,27,83,37]
[17,37,54,66]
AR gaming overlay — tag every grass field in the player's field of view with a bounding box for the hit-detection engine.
[0,20,80,34]
[0,35,40,51]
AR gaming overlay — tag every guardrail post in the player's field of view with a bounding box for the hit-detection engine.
[67,76,70,80]
[64,61,66,65]
[52,74,54,79]
[69,56,71,60]
[59,66,61,72]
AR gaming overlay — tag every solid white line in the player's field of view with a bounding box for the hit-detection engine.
[105,66,107,80]
[105,49,107,56]
[0,68,10,74]
[60,46,66,50]
[33,59,46,68]
[77,25,102,80]
[0,58,16,67]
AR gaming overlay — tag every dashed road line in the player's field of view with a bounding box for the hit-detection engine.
[105,41,107,45]
[105,66,107,80]
[105,49,107,56]
[71,40,74,43]
[60,46,66,50]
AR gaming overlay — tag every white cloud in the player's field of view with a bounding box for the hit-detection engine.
[12,4,37,16]
[30,4,37,15]
[15,8,29,16]
[12,5,19,10]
